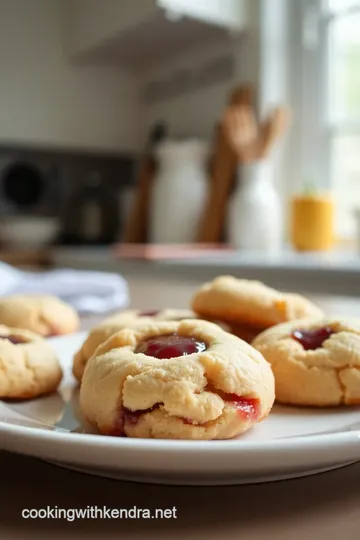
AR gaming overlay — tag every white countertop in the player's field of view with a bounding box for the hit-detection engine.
[50,246,360,296]
[50,245,360,271]
[158,249,360,271]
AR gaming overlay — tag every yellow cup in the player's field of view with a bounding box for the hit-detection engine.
[291,194,334,251]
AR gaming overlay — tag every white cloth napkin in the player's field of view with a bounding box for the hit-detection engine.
[0,262,129,314]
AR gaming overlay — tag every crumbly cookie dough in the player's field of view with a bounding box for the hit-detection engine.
[72,308,198,383]
[0,324,62,399]
[0,295,79,337]
[80,319,275,440]
[192,276,323,328]
[252,317,360,406]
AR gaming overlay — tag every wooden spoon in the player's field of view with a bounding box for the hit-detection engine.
[222,104,259,163]
[196,84,254,243]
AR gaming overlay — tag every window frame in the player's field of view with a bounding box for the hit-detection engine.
[298,0,360,238]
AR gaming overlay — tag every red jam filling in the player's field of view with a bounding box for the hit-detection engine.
[0,334,27,345]
[291,326,334,350]
[215,390,260,421]
[183,394,259,425]
[135,333,207,359]
[231,396,259,421]
[139,310,160,317]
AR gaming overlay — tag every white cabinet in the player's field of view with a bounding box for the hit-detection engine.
[64,0,249,68]
[158,0,248,29]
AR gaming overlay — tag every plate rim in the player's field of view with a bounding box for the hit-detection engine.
[2,331,360,458]
[2,416,360,456]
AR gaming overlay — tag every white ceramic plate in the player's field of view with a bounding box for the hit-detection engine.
[1,331,360,485]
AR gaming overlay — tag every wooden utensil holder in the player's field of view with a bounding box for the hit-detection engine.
[123,84,254,245]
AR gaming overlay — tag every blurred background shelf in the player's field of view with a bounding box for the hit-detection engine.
[64,0,249,69]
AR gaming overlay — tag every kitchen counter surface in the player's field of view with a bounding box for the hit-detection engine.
[50,246,360,296]
[2,245,360,294]
[2,274,360,540]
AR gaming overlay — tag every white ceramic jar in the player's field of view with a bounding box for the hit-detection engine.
[149,139,209,244]
[228,161,282,253]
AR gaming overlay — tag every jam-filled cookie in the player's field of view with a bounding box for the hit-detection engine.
[0,295,79,337]
[0,324,62,399]
[73,308,197,383]
[252,317,360,406]
[79,319,275,440]
[192,276,323,341]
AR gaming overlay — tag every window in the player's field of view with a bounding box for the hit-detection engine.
[300,0,360,238]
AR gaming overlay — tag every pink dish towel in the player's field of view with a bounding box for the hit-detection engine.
[0,262,129,315]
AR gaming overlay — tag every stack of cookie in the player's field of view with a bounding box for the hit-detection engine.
[0,294,79,399]
[1,278,359,442]
[76,275,353,441]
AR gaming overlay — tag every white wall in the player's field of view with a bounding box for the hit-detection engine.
[0,0,140,153]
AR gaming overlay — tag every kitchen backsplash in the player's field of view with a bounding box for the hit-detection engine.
[0,144,135,246]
